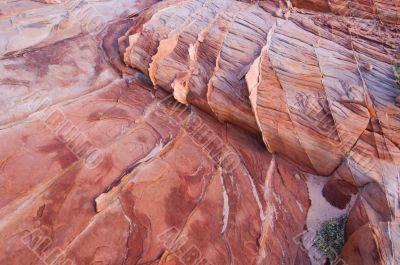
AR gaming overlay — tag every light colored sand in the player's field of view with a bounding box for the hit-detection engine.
[302,174,356,264]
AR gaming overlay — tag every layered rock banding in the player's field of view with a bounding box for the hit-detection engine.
[122,0,400,264]
[124,0,400,174]
[0,0,399,264]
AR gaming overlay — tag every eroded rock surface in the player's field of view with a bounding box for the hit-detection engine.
[122,0,400,264]
[0,0,399,265]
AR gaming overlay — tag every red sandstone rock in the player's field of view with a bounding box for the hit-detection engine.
[340,221,400,265]
[124,0,399,176]
[291,0,400,24]
[0,0,399,265]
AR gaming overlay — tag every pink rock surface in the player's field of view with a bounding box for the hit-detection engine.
[0,0,399,264]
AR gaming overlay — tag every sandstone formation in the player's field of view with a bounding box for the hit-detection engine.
[291,0,400,24]
[0,0,399,265]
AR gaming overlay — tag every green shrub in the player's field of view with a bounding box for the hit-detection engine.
[313,214,347,262]
[393,60,400,88]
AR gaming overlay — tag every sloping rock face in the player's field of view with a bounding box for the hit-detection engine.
[0,0,399,265]
[124,0,400,175]
[291,0,400,24]
[123,0,400,264]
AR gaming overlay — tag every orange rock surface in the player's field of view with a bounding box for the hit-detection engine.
[0,0,399,264]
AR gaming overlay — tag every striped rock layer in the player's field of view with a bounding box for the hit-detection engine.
[0,0,399,265]
[122,0,400,264]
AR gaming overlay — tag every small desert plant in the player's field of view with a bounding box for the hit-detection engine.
[393,60,400,88]
[313,214,347,263]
